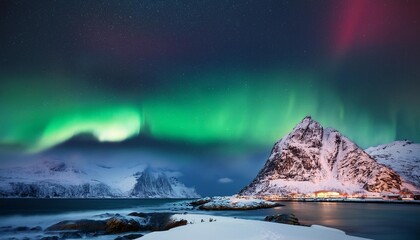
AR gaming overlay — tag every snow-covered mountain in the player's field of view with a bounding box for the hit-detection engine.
[131,168,200,198]
[0,160,200,198]
[366,140,420,189]
[240,116,403,196]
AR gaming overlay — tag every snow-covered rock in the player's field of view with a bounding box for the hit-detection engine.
[193,196,281,210]
[240,116,402,196]
[366,140,420,189]
[0,160,200,198]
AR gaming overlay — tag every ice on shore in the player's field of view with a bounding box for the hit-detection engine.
[139,214,370,240]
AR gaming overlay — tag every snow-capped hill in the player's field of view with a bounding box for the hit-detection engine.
[0,160,200,198]
[366,140,420,188]
[131,168,200,198]
[240,116,402,196]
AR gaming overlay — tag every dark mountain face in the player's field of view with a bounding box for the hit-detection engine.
[131,169,175,198]
[130,168,200,198]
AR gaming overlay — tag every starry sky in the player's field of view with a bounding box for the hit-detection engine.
[1,0,420,196]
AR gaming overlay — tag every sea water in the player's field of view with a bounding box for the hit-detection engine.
[0,199,419,240]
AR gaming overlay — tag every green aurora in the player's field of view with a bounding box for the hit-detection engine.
[0,68,413,153]
[0,0,419,155]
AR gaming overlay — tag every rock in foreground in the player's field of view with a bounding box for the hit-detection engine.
[264,213,304,226]
[45,212,187,238]
[115,233,144,240]
[46,219,108,233]
[46,217,142,234]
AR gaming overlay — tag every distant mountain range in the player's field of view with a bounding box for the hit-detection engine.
[0,160,200,198]
[240,116,419,196]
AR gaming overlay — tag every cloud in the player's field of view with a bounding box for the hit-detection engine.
[218,177,233,184]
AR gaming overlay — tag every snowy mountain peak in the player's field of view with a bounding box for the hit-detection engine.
[240,117,403,196]
[131,168,200,198]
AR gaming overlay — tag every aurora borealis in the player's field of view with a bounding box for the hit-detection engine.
[1,0,420,194]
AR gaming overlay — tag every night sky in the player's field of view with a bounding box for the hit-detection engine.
[1,0,420,196]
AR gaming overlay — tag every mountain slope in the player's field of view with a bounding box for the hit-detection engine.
[131,168,200,198]
[240,116,402,196]
[366,140,420,189]
[0,160,200,198]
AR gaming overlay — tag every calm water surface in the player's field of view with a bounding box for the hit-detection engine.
[0,199,419,240]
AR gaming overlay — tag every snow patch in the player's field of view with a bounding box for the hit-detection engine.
[139,214,370,240]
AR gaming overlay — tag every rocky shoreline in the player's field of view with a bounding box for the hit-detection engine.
[190,196,283,210]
